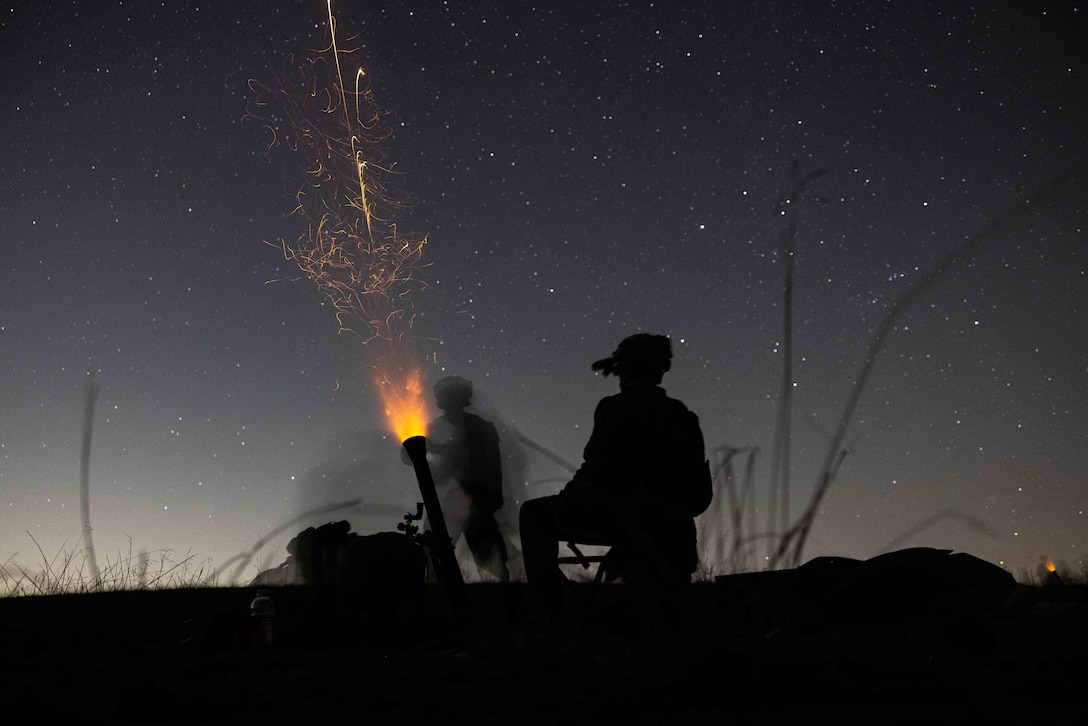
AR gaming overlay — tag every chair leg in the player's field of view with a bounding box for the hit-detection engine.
[576,556,611,634]
[556,550,611,632]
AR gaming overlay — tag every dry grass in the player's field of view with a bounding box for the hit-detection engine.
[1,533,221,597]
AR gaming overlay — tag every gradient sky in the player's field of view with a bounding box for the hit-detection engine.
[2,1,1085,584]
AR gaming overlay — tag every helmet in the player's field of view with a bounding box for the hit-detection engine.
[591,333,672,379]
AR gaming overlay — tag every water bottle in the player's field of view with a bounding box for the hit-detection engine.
[250,588,275,648]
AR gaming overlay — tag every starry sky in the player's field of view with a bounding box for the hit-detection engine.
[2,1,1085,584]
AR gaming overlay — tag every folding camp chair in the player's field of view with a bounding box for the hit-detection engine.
[556,500,696,635]
[557,531,617,631]
[556,530,617,631]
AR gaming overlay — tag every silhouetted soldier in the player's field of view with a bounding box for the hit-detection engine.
[519,334,710,622]
[426,376,510,580]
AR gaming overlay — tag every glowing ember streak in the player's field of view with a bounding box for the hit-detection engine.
[246,1,431,437]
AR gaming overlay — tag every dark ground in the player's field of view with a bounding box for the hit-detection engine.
[1,575,1085,724]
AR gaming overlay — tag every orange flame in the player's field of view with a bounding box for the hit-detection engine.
[378,368,428,442]
[1042,555,1057,573]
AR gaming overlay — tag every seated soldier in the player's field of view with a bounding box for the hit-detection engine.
[519,333,710,621]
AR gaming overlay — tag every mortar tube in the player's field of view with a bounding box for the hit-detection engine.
[402,435,469,622]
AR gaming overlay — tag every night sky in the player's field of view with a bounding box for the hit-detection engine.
[2,1,1085,584]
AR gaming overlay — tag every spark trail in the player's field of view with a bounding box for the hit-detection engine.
[247,1,429,439]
